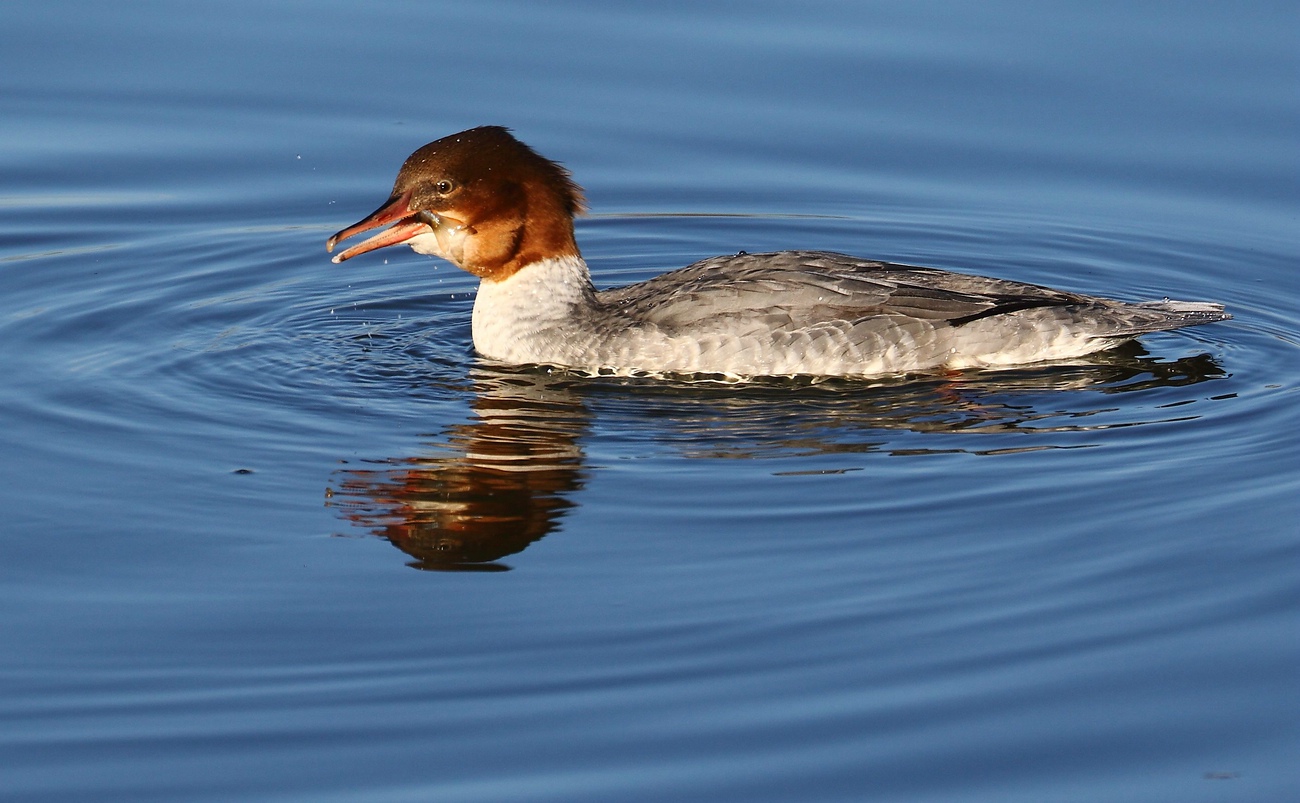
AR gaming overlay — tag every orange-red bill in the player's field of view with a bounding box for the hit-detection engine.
[326,190,431,263]
[329,219,433,264]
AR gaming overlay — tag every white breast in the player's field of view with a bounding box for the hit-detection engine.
[471,256,599,366]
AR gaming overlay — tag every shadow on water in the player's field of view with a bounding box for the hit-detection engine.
[328,342,1226,571]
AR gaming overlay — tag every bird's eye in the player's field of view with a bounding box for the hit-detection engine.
[434,180,455,194]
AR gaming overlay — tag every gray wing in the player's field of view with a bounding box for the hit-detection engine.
[596,250,1227,337]
[600,251,1079,327]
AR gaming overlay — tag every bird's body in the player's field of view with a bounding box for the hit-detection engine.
[328,127,1228,379]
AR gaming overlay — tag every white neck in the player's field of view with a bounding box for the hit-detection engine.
[471,255,596,364]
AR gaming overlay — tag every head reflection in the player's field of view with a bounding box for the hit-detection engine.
[330,343,1226,570]
[331,371,589,571]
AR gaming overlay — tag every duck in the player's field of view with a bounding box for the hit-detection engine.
[327,126,1229,379]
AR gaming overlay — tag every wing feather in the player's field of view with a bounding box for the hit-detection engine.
[597,251,1087,332]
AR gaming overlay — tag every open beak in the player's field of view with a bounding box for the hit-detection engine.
[326,190,432,264]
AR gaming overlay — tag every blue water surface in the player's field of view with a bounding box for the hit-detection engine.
[1,2,1297,801]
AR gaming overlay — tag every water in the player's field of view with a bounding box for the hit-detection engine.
[2,1,1297,800]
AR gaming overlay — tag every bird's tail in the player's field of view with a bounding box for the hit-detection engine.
[1108,299,1231,336]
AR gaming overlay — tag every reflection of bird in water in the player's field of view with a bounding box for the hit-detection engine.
[330,346,1227,570]
[330,373,588,571]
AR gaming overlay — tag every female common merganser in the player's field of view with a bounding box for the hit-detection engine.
[327,126,1229,378]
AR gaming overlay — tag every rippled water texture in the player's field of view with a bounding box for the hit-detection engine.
[2,2,1297,801]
